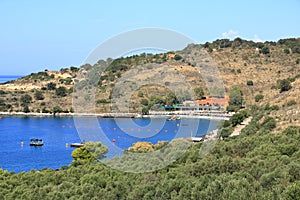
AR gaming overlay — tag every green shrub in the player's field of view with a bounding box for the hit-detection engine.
[222,120,231,128]
[70,66,79,72]
[279,79,292,92]
[194,87,204,99]
[137,91,144,97]
[271,105,280,110]
[271,85,277,90]
[0,90,7,95]
[34,91,44,100]
[255,94,264,102]
[292,46,300,54]
[220,127,232,138]
[226,105,237,112]
[261,117,276,131]
[230,111,248,127]
[174,54,183,61]
[288,77,296,82]
[228,86,243,109]
[96,99,110,104]
[0,98,5,106]
[140,99,149,106]
[55,86,67,97]
[284,48,290,54]
[141,107,149,115]
[53,106,63,114]
[42,108,50,113]
[260,46,270,54]
[264,104,279,111]
[47,82,56,90]
[286,100,297,107]
[256,42,264,48]
[20,94,32,106]
[247,80,254,86]
[23,105,30,113]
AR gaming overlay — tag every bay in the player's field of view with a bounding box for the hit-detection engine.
[0,75,22,83]
[0,116,219,172]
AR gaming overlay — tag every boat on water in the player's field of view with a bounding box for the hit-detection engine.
[167,116,181,121]
[70,143,85,148]
[30,138,44,146]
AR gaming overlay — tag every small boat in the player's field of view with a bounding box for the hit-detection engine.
[30,138,44,146]
[167,116,177,121]
[168,116,181,121]
[70,143,85,148]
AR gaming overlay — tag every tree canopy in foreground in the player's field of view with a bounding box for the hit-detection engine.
[0,125,299,199]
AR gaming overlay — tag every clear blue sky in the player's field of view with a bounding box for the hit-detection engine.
[0,0,299,75]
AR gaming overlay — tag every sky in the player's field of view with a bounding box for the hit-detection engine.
[0,0,299,75]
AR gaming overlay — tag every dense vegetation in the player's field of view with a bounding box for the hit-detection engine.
[0,123,299,199]
[0,37,300,198]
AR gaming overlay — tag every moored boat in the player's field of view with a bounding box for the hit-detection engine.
[30,138,44,146]
[70,143,85,148]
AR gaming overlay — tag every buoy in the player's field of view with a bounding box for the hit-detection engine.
[21,141,24,146]
[112,139,116,142]
[113,127,117,131]
[66,143,69,147]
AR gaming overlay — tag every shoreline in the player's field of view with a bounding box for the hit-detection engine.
[0,111,231,120]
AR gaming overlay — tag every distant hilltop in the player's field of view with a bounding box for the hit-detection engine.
[0,37,299,130]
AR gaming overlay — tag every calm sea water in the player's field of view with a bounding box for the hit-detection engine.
[0,116,218,172]
[0,75,22,83]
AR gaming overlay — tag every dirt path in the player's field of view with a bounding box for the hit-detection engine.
[230,116,253,137]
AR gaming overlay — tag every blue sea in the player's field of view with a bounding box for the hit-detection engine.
[0,75,22,83]
[0,116,218,172]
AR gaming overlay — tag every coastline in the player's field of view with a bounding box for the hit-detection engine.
[0,111,231,120]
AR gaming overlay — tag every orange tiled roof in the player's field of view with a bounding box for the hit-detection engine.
[196,97,229,106]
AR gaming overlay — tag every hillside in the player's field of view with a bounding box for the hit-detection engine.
[0,37,300,130]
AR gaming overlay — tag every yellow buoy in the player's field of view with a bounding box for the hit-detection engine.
[66,143,69,147]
